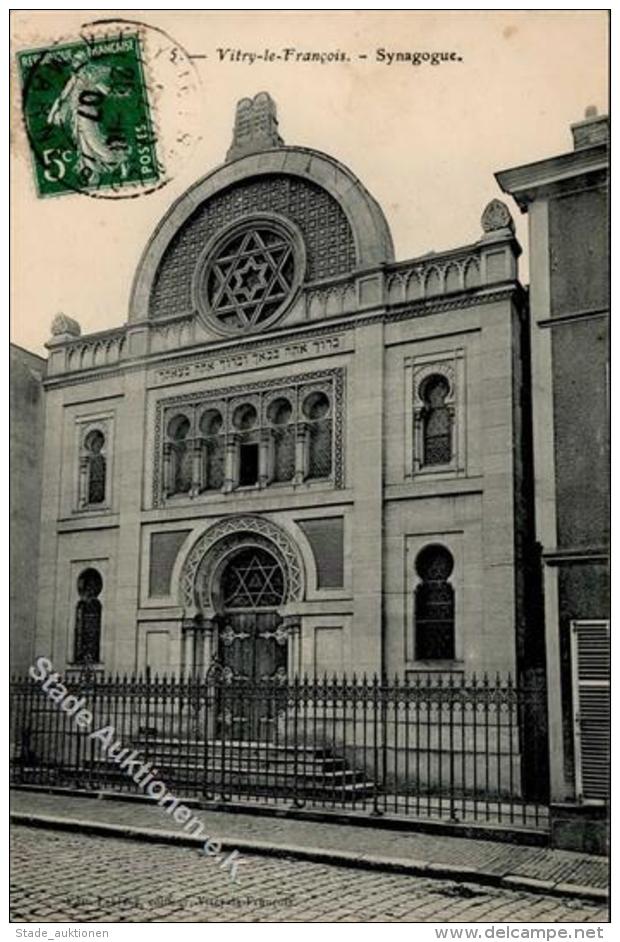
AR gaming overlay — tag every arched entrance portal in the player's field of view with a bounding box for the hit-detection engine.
[215,545,288,685]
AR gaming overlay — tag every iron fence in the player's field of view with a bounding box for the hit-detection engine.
[10,668,549,829]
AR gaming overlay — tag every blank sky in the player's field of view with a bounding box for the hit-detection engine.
[11,10,609,355]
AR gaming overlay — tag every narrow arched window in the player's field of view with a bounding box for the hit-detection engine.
[415,545,455,660]
[268,397,295,483]
[74,568,103,664]
[421,375,452,466]
[84,429,106,504]
[303,390,332,479]
[167,414,192,494]
[199,409,224,491]
[233,402,260,487]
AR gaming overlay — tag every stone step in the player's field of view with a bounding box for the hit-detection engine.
[136,737,336,758]
[135,748,348,771]
[152,761,368,783]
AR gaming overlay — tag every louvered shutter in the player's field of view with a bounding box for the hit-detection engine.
[571,620,610,802]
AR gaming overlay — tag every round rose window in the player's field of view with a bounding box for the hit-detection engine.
[195,217,304,335]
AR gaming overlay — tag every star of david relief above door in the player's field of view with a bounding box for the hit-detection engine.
[192,214,306,336]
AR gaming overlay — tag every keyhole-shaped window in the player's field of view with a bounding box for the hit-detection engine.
[303,390,332,479]
[199,409,224,492]
[415,544,455,660]
[74,568,103,665]
[84,429,106,505]
[267,396,295,483]
[167,414,192,495]
[421,375,452,466]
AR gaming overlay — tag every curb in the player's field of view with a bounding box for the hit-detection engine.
[9,784,549,847]
[10,812,608,904]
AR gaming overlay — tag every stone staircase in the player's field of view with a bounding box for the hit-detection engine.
[130,737,376,802]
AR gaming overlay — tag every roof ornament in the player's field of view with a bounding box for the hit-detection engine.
[226,92,284,162]
[50,312,81,338]
[481,199,515,235]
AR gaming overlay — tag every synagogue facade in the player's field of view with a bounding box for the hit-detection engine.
[35,93,539,691]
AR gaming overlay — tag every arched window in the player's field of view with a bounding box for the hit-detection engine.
[74,568,103,664]
[199,409,224,491]
[267,397,295,483]
[421,374,452,466]
[233,403,260,486]
[84,429,106,505]
[303,390,332,479]
[414,545,455,660]
[167,414,192,495]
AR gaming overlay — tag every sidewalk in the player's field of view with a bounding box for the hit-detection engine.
[10,787,608,903]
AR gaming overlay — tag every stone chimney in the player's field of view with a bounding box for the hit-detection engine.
[571,106,609,151]
[226,92,284,162]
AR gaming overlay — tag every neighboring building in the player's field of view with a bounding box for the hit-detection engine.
[10,343,46,674]
[34,93,539,706]
[497,107,610,849]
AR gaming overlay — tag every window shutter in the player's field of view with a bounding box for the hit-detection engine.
[571,620,610,802]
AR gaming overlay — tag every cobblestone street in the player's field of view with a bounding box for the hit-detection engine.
[11,827,608,923]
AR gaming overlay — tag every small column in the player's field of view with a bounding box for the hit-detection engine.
[181,615,194,675]
[162,443,173,497]
[259,429,272,489]
[283,615,302,676]
[78,455,89,507]
[202,617,217,675]
[223,435,238,493]
[293,422,309,485]
[413,407,424,472]
[181,612,215,678]
[448,402,456,465]
[190,439,203,497]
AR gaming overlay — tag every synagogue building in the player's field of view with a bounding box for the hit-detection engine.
[12,94,611,849]
[35,93,538,693]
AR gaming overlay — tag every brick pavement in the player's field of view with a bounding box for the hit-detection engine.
[10,826,608,923]
[10,787,608,901]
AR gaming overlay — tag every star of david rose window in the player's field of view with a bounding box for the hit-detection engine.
[194,215,305,335]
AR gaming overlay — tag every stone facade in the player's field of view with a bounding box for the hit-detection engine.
[497,109,610,838]
[10,344,46,673]
[34,95,535,695]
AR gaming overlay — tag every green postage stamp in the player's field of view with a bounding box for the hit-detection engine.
[18,32,160,197]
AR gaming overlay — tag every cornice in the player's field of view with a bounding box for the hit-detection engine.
[495,145,608,211]
[43,283,521,390]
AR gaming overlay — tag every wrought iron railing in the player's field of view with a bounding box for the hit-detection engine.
[10,669,549,829]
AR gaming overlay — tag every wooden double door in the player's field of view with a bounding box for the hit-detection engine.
[216,611,288,740]
[214,545,289,739]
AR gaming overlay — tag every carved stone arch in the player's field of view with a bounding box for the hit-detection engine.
[387,273,405,305]
[342,283,357,313]
[424,266,443,297]
[405,270,423,301]
[413,362,456,404]
[307,290,326,320]
[444,263,462,293]
[79,344,92,370]
[67,346,79,371]
[179,515,306,611]
[325,286,343,317]
[105,338,118,364]
[463,256,481,290]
